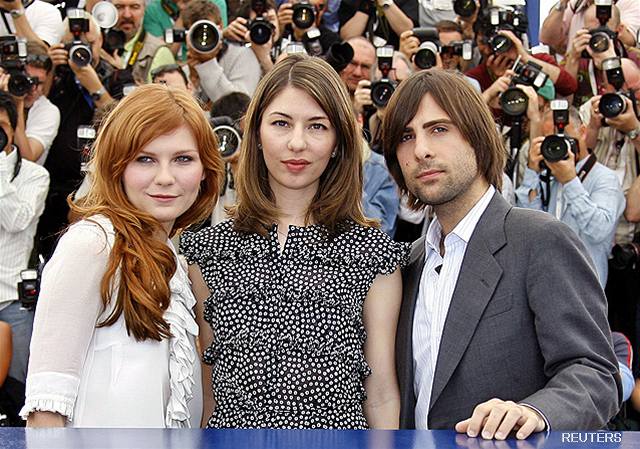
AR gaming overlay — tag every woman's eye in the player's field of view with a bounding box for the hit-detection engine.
[272,120,288,127]
[310,123,328,130]
[136,156,153,163]
[176,155,194,163]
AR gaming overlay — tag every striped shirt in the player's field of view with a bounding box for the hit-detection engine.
[412,186,495,429]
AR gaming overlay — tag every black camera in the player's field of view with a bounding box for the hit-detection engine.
[323,41,353,73]
[480,6,528,54]
[540,99,579,163]
[0,36,38,97]
[17,268,40,310]
[211,116,242,158]
[611,232,640,271]
[303,27,323,56]
[512,58,549,90]
[166,20,221,54]
[454,0,477,18]
[92,1,126,56]
[370,46,395,108]
[441,40,473,61]
[581,0,616,57]
[247,0,274,45]
[499,57,548,118]
[412,27,440,70]
[292,0,316,29]
[65,9,92,67]
[598,57,636,119]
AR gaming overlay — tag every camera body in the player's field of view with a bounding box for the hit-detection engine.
[512,59,549,90]
[441,40,473,61]
[479,6,528,54]
[17,268,40,310]
[540,99,579,164]
[412,27,440,70]
[248,17,274,45]
[303,27,323,56]
[77,125,96,173]
[499,57,549,118]
[581,0,616,58]
[611,231,640,271]
[597,57,638,120]
[0,36,39,97]
[370,46,395,108]
[292,0,316,29]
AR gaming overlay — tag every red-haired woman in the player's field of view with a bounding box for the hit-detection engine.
[182,55,410,429]
[21,84,224,427]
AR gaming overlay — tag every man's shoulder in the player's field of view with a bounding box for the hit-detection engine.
[18,157,49,184]
[31,95,60,116]
[26,0,60,15]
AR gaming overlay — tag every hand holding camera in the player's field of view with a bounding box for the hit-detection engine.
[277,2,294,29]
[539,99,579,183]
[482,69,513,109]
[353,79,372,114]
[399,29,419,61]
[225,17,250,42]
[603,95,640,133]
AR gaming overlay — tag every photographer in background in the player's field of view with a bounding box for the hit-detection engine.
[0,43,59,165]
[0,91,49,386]
[0,0,63,48]
[183,0,261,104]
[37,12,116,260]
[276,0,339,56]
[151,62,192,92]
[516,102,624,288]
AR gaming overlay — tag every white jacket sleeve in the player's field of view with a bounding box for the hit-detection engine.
[20,220,113,421]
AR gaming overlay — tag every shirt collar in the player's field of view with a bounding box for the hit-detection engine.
[424,185,496,254]
[0,146,18,163]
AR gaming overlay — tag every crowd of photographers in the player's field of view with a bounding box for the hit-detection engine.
[1,0,640,429]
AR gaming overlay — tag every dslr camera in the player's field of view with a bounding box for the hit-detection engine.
[303,27,323,56]
[370,46,396,108]
[454,0,477,18]
[292,0,316,29]
[481,6,528,54]
[611,232,640,271]
[441,40,473,62]
[65,8,93,67]
[92,1,126,56]
[540,99,579,164]
[17,265,42,311]
[165,20,221,54]
[211,116,242,158]
[500,57,549,117]
[0,36,39,97]
[582,0,617,58]
[247,0,275,45]
[412,27,440,70]
[598,57,637,119]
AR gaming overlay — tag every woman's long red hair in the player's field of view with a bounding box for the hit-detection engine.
[71,85,224,341]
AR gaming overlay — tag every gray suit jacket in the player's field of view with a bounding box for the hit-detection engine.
[396,192,621,430]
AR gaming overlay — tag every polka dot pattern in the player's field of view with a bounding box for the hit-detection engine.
[181,220,411,429]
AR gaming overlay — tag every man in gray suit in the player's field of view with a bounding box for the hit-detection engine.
[381,70,621,439]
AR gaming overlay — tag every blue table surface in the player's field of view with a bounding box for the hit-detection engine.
[0,429,638,449]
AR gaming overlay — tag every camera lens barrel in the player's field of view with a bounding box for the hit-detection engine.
[500,87,529,117]
[541,135,571,162]
[371,79,396,108]
[414,41,439,69]
[69,43,92,67]
[249,19,273,45]
[188,20,221,54]
[292,3,316,29]
[589,31,610,53]
[599,92,627,118]
[490,34,513,54]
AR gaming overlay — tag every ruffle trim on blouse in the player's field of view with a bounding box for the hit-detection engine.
[19,396,75,422]
[163,271,199,428]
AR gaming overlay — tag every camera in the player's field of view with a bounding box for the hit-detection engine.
[540,99,579,163]
[370,46,395,108]
[65,8,92,67]
[479,6,528,54]
[412,27,440,70]
[0,36,38,97]
[285,42,307,55]
[581,0,616,57]
[441,40,473,61]
[499,57,549,117]
[211,116,242,158]
[165,20,221,54]
[292,0,316,29]
[323,41,354,73]
[247,0,274,45]
[92,1,126,56]
[598,57,636,119]
[611,232,640,271]
[17,268,39,310]
[303,27,323,56]
[454,0,477,18]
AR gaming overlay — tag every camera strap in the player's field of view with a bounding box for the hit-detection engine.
[10,146,22,183]
[577,153,597,182]
[127,30,146,68]
[161,0,180,21]
[1,11,12,34]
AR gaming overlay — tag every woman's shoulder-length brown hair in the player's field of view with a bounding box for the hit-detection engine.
[72,84,224,342]
[381,69,506,210]
[231,54,376,235]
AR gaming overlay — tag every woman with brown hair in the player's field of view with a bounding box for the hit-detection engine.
[181,55,410,429]
[20,84,224,427]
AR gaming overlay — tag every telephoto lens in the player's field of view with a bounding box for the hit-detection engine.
[414,41,439,69]
[248,18,273,45]
[211,116,242,158]
[68,42,93,67]
[589,31,610,53]
[8,73,36,97]
[188,20,221,54]
[541,135,572,162]
[500,87,528,117]
[599,93,627,118]
[292,1,316,29]
[370,80,395,108]
[490,33,512,54]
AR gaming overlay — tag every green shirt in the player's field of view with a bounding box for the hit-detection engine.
[143,0,228,37]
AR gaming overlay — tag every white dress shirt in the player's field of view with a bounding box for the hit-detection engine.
[0,148,49,308]
[413,186,495,429]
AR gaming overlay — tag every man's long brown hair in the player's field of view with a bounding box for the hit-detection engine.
[230,54,375,235]
[71,84,224,341]
[382,70,506,210]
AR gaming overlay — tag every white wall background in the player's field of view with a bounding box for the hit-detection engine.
[539,0,559,32]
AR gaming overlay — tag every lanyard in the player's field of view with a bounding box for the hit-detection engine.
[161,0,179,21]
[127,30,146,68]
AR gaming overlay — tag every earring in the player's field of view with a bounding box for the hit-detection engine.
[257,143,263,151]
[331,147,337,158]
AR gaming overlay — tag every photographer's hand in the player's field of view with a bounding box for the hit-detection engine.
[277,3,293,29]
[516,84,542,138]
[546,153,577,184]
[48,43,69,68]
[528,136,545,173]
[498,29,527,62]
[487,53,512,78]
[399,30,419,62]
[481,69,514,109]
[354,79,372,115]
[604,95,640,134]
[245,28,274,75]
[70,63,113,109]
[224,17,249,43]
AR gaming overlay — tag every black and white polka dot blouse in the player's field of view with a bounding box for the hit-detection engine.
[181,219,411,429]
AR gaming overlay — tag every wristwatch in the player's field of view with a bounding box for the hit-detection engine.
[10,7,25,18]
[381,0,393,9]
[91,87,106,102]
[627,126,640,140]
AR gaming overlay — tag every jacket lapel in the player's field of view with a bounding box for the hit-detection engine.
[397,236,426,428]
[428,193,510,412]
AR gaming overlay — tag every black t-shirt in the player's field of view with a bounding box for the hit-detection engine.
[338,0,418,49]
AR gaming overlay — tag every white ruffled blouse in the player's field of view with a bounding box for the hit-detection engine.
[20,216,202,427]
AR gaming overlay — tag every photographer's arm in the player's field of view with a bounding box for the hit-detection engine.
[624,174,640,222]
[72,63,114,110]
[539,0,570,54]
[13,98,44,162]
[378,1,413,38]
[340,11,369,40]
